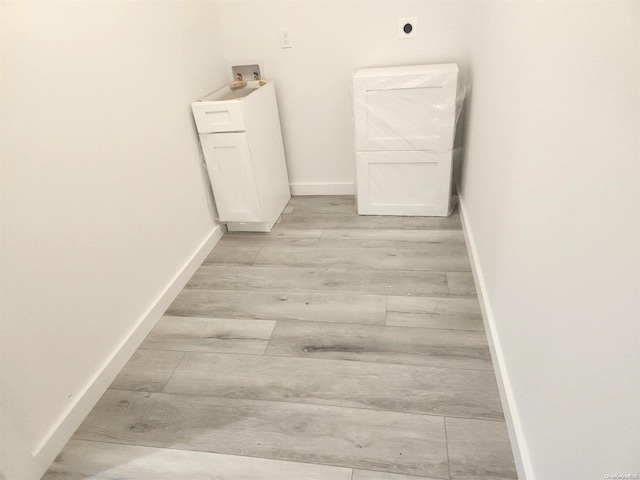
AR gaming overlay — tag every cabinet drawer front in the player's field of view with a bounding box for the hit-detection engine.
[356,150,453,216]
[354,70,458,151]
[200,133,263,222]
[192,101,246,133]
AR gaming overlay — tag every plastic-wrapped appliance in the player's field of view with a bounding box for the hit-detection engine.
[353,64,465,216]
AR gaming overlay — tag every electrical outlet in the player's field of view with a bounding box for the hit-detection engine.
[399,17,417,39]
[280,28,292,49]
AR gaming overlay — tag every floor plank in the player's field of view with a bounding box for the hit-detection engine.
[319,228,466,249]
[140,316,276,354]
[187,265,449,297]
[265,321,493,370]
[164,352,504,420]
[218,228,466,250]
[217,230,322,248]
[287,195,357,214]
[446,417,517,480]
[275,211,460,231]
[110,350,184,393]
[315,239,464,251]
[404,211,461,229]
[321,228,465,244]
[229,229,324,239]
[387,296,483,330]
[254,245,471,272]
[167,289,387,325]
[282,204,295,214]
[74,390,449,478]
[447,272,478,297]
[353,470,444,480]
[43,439,353,480]
[202,245,262,266]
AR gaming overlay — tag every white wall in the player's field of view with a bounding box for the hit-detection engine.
[217,0,470,194]
[0,2,226,478]
[460,2,640,479]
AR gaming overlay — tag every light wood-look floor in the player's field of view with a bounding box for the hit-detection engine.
[44,196,517,480]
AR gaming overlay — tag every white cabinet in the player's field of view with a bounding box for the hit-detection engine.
[192,81,291,232]
[353,64,460,217]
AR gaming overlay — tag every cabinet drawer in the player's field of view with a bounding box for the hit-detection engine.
[356,150,453,216]
[199,132,263,222]
[192,101,246,133]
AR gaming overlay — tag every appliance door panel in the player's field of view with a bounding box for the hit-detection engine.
[356,150,453,216]
[354,71,457,151]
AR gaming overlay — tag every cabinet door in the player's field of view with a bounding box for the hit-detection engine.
[199,132,263,222]
[354,70,458,151]
[356,150,453,216]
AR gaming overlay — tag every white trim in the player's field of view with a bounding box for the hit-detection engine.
[289,182,354,196]
[458,196,533,480]
[30,224,224,474]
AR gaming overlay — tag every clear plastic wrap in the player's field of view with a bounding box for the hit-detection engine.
[352,64,468,217]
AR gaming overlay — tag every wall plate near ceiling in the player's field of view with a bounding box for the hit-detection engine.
[399,17,417,39]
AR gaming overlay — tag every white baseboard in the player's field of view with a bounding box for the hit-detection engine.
[30,224,224,477]
[458,197,533,480]
[289,182,354,196]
